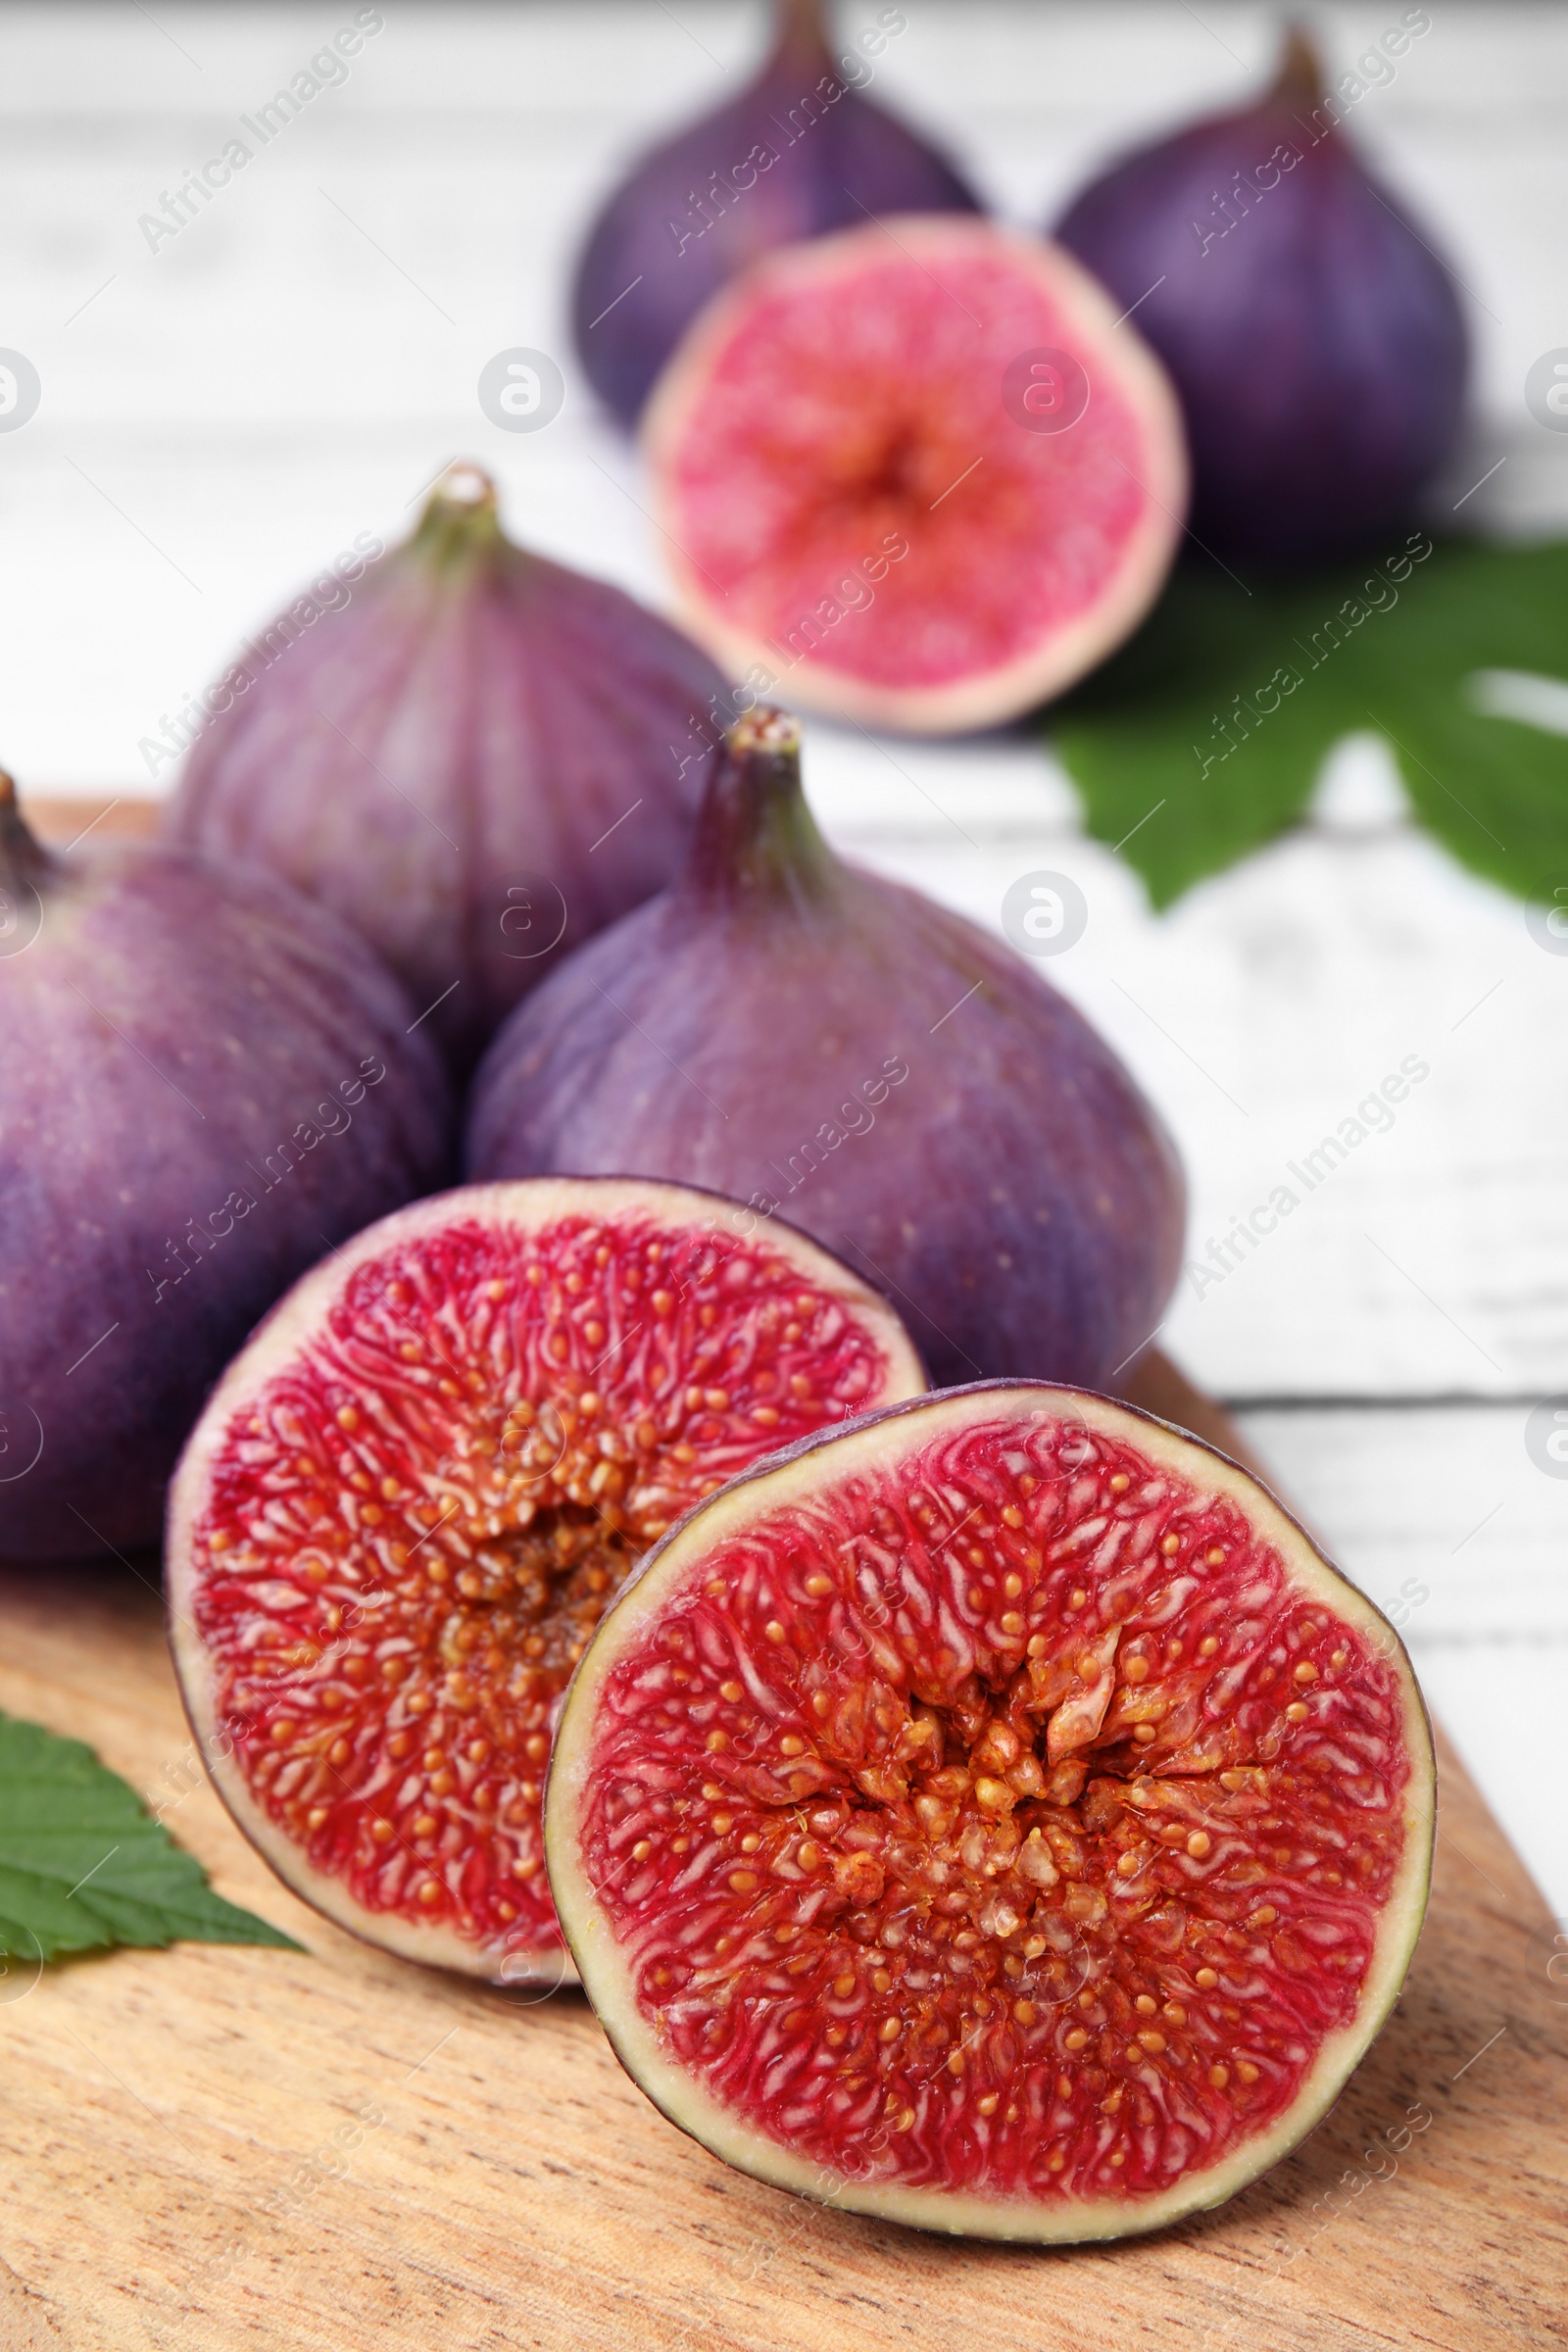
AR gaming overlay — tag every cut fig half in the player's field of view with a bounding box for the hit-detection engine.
[167,1179,924,1984]
[645,217,1187,733]
[547,1383,1434,2239]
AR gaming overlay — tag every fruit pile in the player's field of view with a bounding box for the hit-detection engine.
[0,0,1444,2248]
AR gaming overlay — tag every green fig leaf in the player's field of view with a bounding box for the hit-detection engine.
[0,1709,301,1964]
[1049,538,1568,907]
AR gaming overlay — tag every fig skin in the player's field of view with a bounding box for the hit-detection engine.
[466,710,1185,1391]
[167,465,727,1076]
[1054,27,1468,565]
[572,0,981,429]
[0,778,451,1562]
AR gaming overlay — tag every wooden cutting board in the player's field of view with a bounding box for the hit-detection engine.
[5,801,1565,2346]
[0,1351,1562,2352]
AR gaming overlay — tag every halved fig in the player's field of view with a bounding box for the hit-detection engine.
[547,1383,1434,2239]
[167,1179,924,1983]
[644,217,1187,733]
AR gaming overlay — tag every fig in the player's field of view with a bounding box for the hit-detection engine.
[166,1176,924,1982]
[0,775,449,1562]
[1054,25,1468,565]
[467,709,1184,1392]
[644,217,1186,731]
[572,0,981,430]
[548,1382,1435,2239]
[166,463,727,1074]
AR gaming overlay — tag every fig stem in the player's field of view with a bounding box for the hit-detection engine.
[685,709,839,912]
[411,462,508,568]
[773,0,833,63]
[0,771,58,900]
[1272,23,1326,110]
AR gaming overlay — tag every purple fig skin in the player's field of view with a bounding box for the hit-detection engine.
[572,0,981,429]
[466,710,1185,1392]
[1054,27,1467,566]
[0,779,451,1562]
[167,466,727,1076]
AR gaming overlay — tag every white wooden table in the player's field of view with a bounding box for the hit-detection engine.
[0,2,1564,1912]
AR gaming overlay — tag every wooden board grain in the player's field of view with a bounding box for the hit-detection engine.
[25,796,160,849]
[0,1359,1562,2352]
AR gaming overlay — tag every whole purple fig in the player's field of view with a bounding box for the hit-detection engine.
[466,709,1184,1390]
[0,777,450,1561]
[167,464,726,1074]
[572,0,982,429]
[1054,24,1468,564]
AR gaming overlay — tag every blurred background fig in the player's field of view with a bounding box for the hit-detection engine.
[571,0,982,429]
[166,464,726,1075]
[644,216,1186,733]
[466,709,1185,1390]
[0,774,450,1562]
[1054,24,1469,565]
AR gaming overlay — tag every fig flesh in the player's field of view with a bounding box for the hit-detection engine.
[166,1177,924,1983]
[644,218,1187,731]
[548,1382,1435,2239]
[167,464,727,1074]
[572,0,981,429]
[0,776,450,1561]
[467,709,1185,1392]
[1054,27,1468,565]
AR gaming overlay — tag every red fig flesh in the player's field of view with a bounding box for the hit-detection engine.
[166,1177,923,1983]
[548,1383,1435,2239]
[167,466,727,1073]
[1054,27,1468,564]
[645,219,1187,732]
[0,776,450,1561]
[572,0,981,429]
[467,710,1185,1393]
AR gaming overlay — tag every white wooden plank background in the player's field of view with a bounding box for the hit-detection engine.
[0,3,1563,1906]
